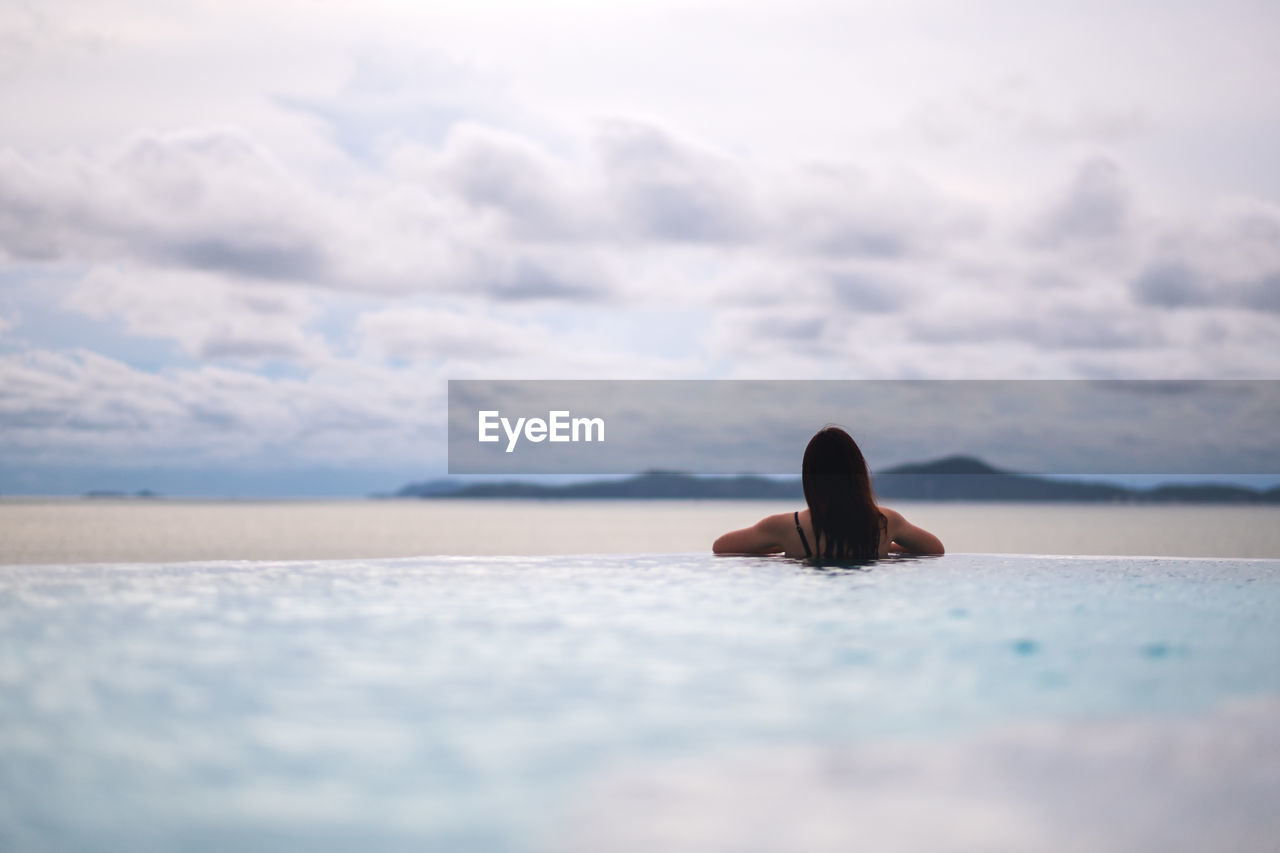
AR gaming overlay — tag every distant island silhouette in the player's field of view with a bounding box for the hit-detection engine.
[395,456,1280,503]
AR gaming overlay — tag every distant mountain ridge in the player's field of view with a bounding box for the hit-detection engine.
[395,456,1280,503]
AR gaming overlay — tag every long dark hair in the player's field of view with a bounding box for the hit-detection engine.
[801,426,885,560]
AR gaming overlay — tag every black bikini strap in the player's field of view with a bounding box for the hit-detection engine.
[794,511,812,558]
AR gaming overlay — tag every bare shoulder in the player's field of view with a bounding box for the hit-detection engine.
[876,504,945,556]
[760,512,795,531]
[751,512,796,540]
[877,505,904,525]
[877,505,918,536]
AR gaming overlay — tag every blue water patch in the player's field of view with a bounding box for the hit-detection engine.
[1,553,1278,852]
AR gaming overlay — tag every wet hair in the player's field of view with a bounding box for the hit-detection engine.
[801,426,885,560]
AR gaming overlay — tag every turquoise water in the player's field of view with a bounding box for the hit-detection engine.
[2,553,1279,851]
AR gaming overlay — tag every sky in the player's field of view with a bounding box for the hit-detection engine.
[1,0,1278,495]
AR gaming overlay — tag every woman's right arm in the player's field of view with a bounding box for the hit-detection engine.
[881,507,945,555]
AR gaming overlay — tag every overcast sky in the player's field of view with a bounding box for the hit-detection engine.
[2,0,1278,494]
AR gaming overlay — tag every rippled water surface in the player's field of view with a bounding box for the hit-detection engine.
[3,553,1279,851]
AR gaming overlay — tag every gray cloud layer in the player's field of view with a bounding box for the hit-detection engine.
[2,0,1278,476]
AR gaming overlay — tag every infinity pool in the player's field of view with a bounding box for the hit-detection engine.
[2,553,1278,851]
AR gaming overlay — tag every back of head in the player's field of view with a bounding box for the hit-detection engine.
[801,426,884,560]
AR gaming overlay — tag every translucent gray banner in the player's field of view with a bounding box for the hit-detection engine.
[447,380,1280,475]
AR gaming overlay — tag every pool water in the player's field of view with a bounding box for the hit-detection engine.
[2,553,1278,851]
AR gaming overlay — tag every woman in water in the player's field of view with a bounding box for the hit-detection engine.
[713,426,944,559]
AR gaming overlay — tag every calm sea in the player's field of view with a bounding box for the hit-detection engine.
[2,498,1278,563]
[4,501,1279,850]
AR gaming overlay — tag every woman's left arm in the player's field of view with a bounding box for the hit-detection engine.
[881,507,945,555]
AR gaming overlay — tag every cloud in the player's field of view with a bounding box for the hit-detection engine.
[700,159,1275,377]
[902,80,1152,151]
[3,0,1280,483]
[402,119,979,263]
[390,119,763,247]
[1027,157,1129,248]
[354,306,553,361]
[1129,198,1280,313]
[421,124,591,241]
[353,303,702,379]
[0,323,704,471]
[0,347,443,466]
[826,269,913,313]
[1,115,984,321]
[0,128,620,301]
[1131,263,1208,308]
[274,43,539,160]
[6,117,1279,389]
[594,120,761,244]
[0,131,337,277]
[1132,265,1280,314]
[704,256,1280,381]
[62,266,328,363]
[911,302,1166,351]
[772,161,984,261]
